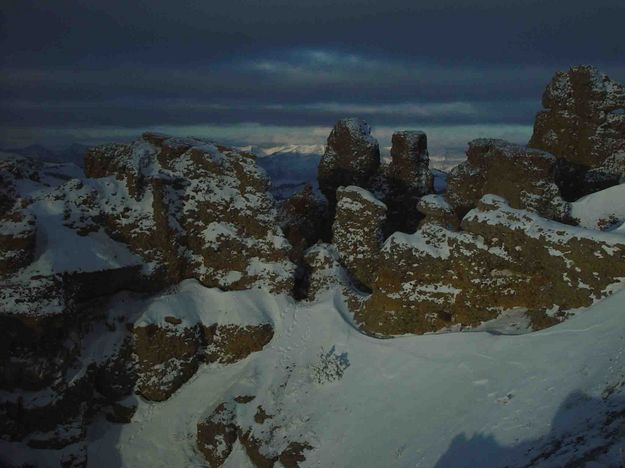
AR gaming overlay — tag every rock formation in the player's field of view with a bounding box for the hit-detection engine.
[81,133,296,294]
[332,186,387,290]
[317,118,380,206]
[447,139,569,221]
[357,195,625,336]
[0,135,291,461]
[384,131,433,232]
[417,194,460,231]
[197,397,312,468]
[529,65,625,200]
[133,282,274,401]
[303,243,352,300]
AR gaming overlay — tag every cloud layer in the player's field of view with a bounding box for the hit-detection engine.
[1,1,624,150]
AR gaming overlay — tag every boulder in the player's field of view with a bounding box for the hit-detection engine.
[447,139,569,221]
[529,65,625,199]
[332,186,387,290]
[317,118,380,206]
[358,195,625,336]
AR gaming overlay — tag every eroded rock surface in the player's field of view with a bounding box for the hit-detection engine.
[317,118,380,206]
[80,132,295,293]
[358,195,625,336]
[447,139,569,221]
[332,186,387,290]
[529,65,625,199]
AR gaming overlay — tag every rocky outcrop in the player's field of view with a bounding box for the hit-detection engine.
[317,118,380,206]
[332,186,387,290]
[417,194,460,230]
[197,397,312,468]
[133,323,202,401]
[134,319,274,401]
[278,184,330,260]
[384,131,433,232]
[303,243,352,300]
[529,66,625,200]
[0,156,39,277]
[132,281,275,401]
[80,133,295,294]
[447,139,569,221]
[357,195,625,336]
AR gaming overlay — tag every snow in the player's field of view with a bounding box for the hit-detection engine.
[19,199,142,276]
[468,195,625,248]
[67,282,625,467]
[570,182,625,231]
[338,185,387,210]
[133,280,281,328]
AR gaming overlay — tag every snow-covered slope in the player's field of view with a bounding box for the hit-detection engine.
[51,284,623,467]
[571,182,625,231]
[3,280,616,466]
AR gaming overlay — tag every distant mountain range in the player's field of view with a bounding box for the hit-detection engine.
[1,143,89,167]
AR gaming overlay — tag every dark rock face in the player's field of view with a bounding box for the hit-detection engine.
[529,65,625,200]
[357,195,625,336]
[447,139,569,221]
[277,183,331,269]
[384,131,433,232]
[332,186,387,290]
[317,118,380,206]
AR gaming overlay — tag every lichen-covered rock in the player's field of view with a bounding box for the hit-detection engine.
[529,65,625,199]
[417,194,460,230]
[317,118,380,205]
[332,186,387,290]
[133,319,274,401]
[358,195,625,336]
[447,139,569,220]
[388,131,432,194]
[81,133,296,293]
[384,131,433,232]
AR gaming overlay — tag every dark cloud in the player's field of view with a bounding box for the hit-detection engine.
[1,0,624,146]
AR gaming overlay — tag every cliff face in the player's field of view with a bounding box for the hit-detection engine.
[529,65,625,200]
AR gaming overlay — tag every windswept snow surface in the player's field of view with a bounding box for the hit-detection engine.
[81,283,625,467]
[571,182,625,231]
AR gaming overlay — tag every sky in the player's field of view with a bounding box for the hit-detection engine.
[1,0,624,155]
